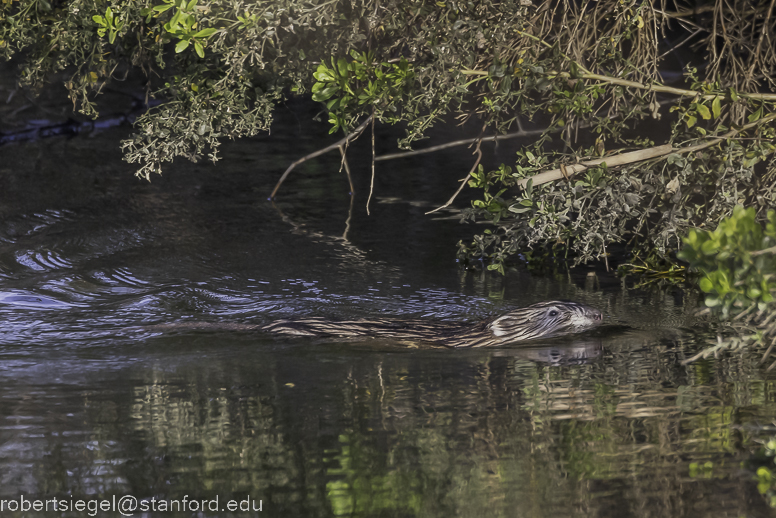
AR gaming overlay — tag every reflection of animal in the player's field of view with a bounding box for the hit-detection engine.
[262,301,603,348]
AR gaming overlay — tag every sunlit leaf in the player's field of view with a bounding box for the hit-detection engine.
[711,96,721,118]
[175,39,190,52]
[193,28,217,38]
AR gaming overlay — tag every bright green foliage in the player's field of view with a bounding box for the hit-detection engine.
[754,440,776,507]
[311,51,415,133]
[679,206,776,315]
[92,7,124,44]
[142,0,219,57]
[677,206,776,362]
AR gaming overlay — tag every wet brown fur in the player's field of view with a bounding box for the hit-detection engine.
[262,301,602,348]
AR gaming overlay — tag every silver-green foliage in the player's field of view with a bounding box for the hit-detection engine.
[460,137,776,271]
[1,0,536,178]
[2,0,775,269]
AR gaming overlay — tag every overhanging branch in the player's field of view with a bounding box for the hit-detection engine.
[517,111,776,189]
[270,115,374,199]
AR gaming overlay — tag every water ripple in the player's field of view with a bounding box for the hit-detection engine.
[0,209,74,243]
[0,290,78,309]
[14,249,74,271]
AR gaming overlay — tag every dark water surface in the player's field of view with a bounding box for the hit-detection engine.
[1,118,774,517]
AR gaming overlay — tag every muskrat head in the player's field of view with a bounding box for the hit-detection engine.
[487,301,603,343]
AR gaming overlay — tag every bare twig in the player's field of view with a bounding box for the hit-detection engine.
[561,71,776,101]
[426,135,484,215]
[659,4,763,20]
[747,0,776,82]
[674,111,776,154]
[374,128,546,161]
[270,114,374,199]
[459,64,776,101]
[752,245,776,256]
[657,28,703,60]
[656,5,716,18]
[337,145,355,194]
[367,106,376,215]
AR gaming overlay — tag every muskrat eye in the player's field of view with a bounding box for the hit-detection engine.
[548,309,559,317]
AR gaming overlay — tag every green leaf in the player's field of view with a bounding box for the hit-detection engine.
[313,64,334,82]
[192,28,217,38]
[569,61,580,79]
[180,13,194,31]
[711,96,721,118]
[748,107,763,123]
[311,85,338,102]
[695,103,711,120]
[169,10,182,30]
[747,287,762,299]
[153,4,175,13]
[508,206,531,214]
[325,98,341,111]
[193,40,204,58]
[175,39,190,52]
[337,57,349,77]
[700,239,718,255]
[685,115,697,128]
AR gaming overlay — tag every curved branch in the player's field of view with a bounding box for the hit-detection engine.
[270,114,374,199]
[374,127,546,161]
[367,106,376,215]
[426,136,484,215]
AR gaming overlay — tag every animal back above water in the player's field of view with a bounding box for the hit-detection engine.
[262,301,603,348]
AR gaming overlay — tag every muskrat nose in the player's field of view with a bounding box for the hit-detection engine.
[591,310,603,321]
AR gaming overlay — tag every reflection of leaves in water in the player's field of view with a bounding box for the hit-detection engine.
[10,321,776,517]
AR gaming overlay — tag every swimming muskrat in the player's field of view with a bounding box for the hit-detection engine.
[262,301,603,348]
